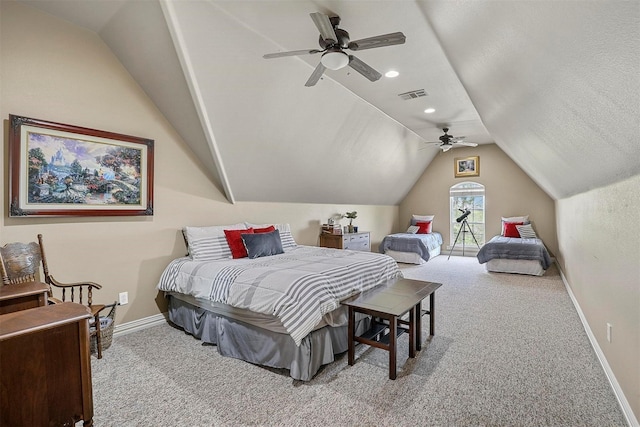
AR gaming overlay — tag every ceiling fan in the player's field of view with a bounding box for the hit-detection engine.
[426,128,478,152]
[263,12,406,87]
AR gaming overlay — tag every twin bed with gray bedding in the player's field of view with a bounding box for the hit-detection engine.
[158,243,402,380]
[379,232,443,264]
[477,235,552,276]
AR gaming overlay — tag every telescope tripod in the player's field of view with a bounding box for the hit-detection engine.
[447,218,481,260]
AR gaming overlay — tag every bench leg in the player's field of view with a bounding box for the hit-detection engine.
[348,306,355,366]
[430,292,436,336]
[409,305,416,358]
[389,314,397,380]
[415,301,422,351]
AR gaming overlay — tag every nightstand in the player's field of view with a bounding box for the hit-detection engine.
[319,232,370,251]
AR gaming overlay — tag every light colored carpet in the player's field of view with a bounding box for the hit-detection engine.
[91,256,628,426]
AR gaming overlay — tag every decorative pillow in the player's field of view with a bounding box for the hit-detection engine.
[245,223,297,250]
[516,223,538,239]
[224,228,254,259]
[411,214,434,226]
[501,215,529,235]
[254,225,276,233]
[406,225,420,234]
[503,222,524,238]
[416,221,432,234]
[184,223,247,261]
[241,230,284,259]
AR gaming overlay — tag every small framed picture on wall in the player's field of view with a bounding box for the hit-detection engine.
[454,156,479,178]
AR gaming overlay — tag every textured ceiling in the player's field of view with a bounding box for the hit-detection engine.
[16,0,640,203]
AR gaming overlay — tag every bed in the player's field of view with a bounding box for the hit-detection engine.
[379,232,443,264]
[476,217,552,276]
[157,223,402,381]
[378,214,443,264]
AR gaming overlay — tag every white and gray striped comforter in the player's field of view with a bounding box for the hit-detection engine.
[157,246,402,346]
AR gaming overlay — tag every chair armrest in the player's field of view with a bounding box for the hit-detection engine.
[89,304,107,317]
[48,275,102,290]
[48,296,63,304]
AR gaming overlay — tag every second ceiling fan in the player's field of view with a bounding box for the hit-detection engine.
[263,12,406,87]
[426,128,478,152]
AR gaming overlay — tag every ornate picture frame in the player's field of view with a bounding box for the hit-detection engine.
[9,114,154,217]
[454,156,479,178]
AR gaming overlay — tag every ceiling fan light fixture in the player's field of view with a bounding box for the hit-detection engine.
[320,49,349,70]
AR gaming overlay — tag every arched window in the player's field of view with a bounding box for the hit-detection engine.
[449,182,485,251]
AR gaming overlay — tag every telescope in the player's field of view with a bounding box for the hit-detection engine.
[456,209,471,223]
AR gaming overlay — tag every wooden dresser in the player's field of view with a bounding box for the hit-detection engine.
[0,302,94,426]
[319,231,371,251]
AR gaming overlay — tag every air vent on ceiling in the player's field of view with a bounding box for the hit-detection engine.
[398,89,427,100]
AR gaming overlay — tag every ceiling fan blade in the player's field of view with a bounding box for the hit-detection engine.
[263,49,322,59]
[310,12,338,44]
[305,62,326,87]
[348,55,382,82]
[454,141,478,147]
[348,32,406,51]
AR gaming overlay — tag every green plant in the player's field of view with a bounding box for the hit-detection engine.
[345,211,357,225]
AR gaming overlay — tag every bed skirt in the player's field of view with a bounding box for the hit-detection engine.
[167,295,371,381]
[485,258,545,276]
[385,245,441,265]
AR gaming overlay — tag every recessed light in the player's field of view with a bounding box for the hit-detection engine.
[424,108,436,114]
[385,70,399,78]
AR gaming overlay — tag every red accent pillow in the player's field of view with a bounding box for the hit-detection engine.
[416,221,432,234]
[503,222,523,238]
[254,225,276,233]
[224,228,254,258]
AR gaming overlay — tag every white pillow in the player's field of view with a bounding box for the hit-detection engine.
[501,215,529,235]
[245,222,297,250]
[184,223,247,260]
[516,223,538,239]
[411,214,435,226]
[406,225,420,234]
[501,215,529,223]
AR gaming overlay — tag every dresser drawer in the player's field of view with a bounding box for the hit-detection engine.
[320,231,370,251]
[343,232,370,251]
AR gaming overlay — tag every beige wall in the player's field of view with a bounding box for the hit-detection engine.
[400,143,558,255]
[0,2,398,324]
[556,174,640,418]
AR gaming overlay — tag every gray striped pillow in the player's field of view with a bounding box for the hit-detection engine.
[516,223,538,239]
[184,223,247,260]
[189,235,233,261]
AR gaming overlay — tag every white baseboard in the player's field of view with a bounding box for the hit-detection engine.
[113,312,168,338]
[557,262,639,427]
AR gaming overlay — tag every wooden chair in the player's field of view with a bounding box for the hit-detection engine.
[0,234,108,358]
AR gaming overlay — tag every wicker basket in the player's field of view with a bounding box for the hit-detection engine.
[90,302,117,355]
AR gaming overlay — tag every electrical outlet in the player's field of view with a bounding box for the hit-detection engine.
[118,292,128,305]
[607,323,612,343]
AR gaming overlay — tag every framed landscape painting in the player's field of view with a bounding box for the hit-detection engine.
[454,156,479,178]
[9,114,154,217]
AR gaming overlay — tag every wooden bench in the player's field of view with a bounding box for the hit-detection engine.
[343,278,442,379]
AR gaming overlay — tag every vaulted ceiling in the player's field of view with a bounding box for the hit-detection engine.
[17,0,640,204]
